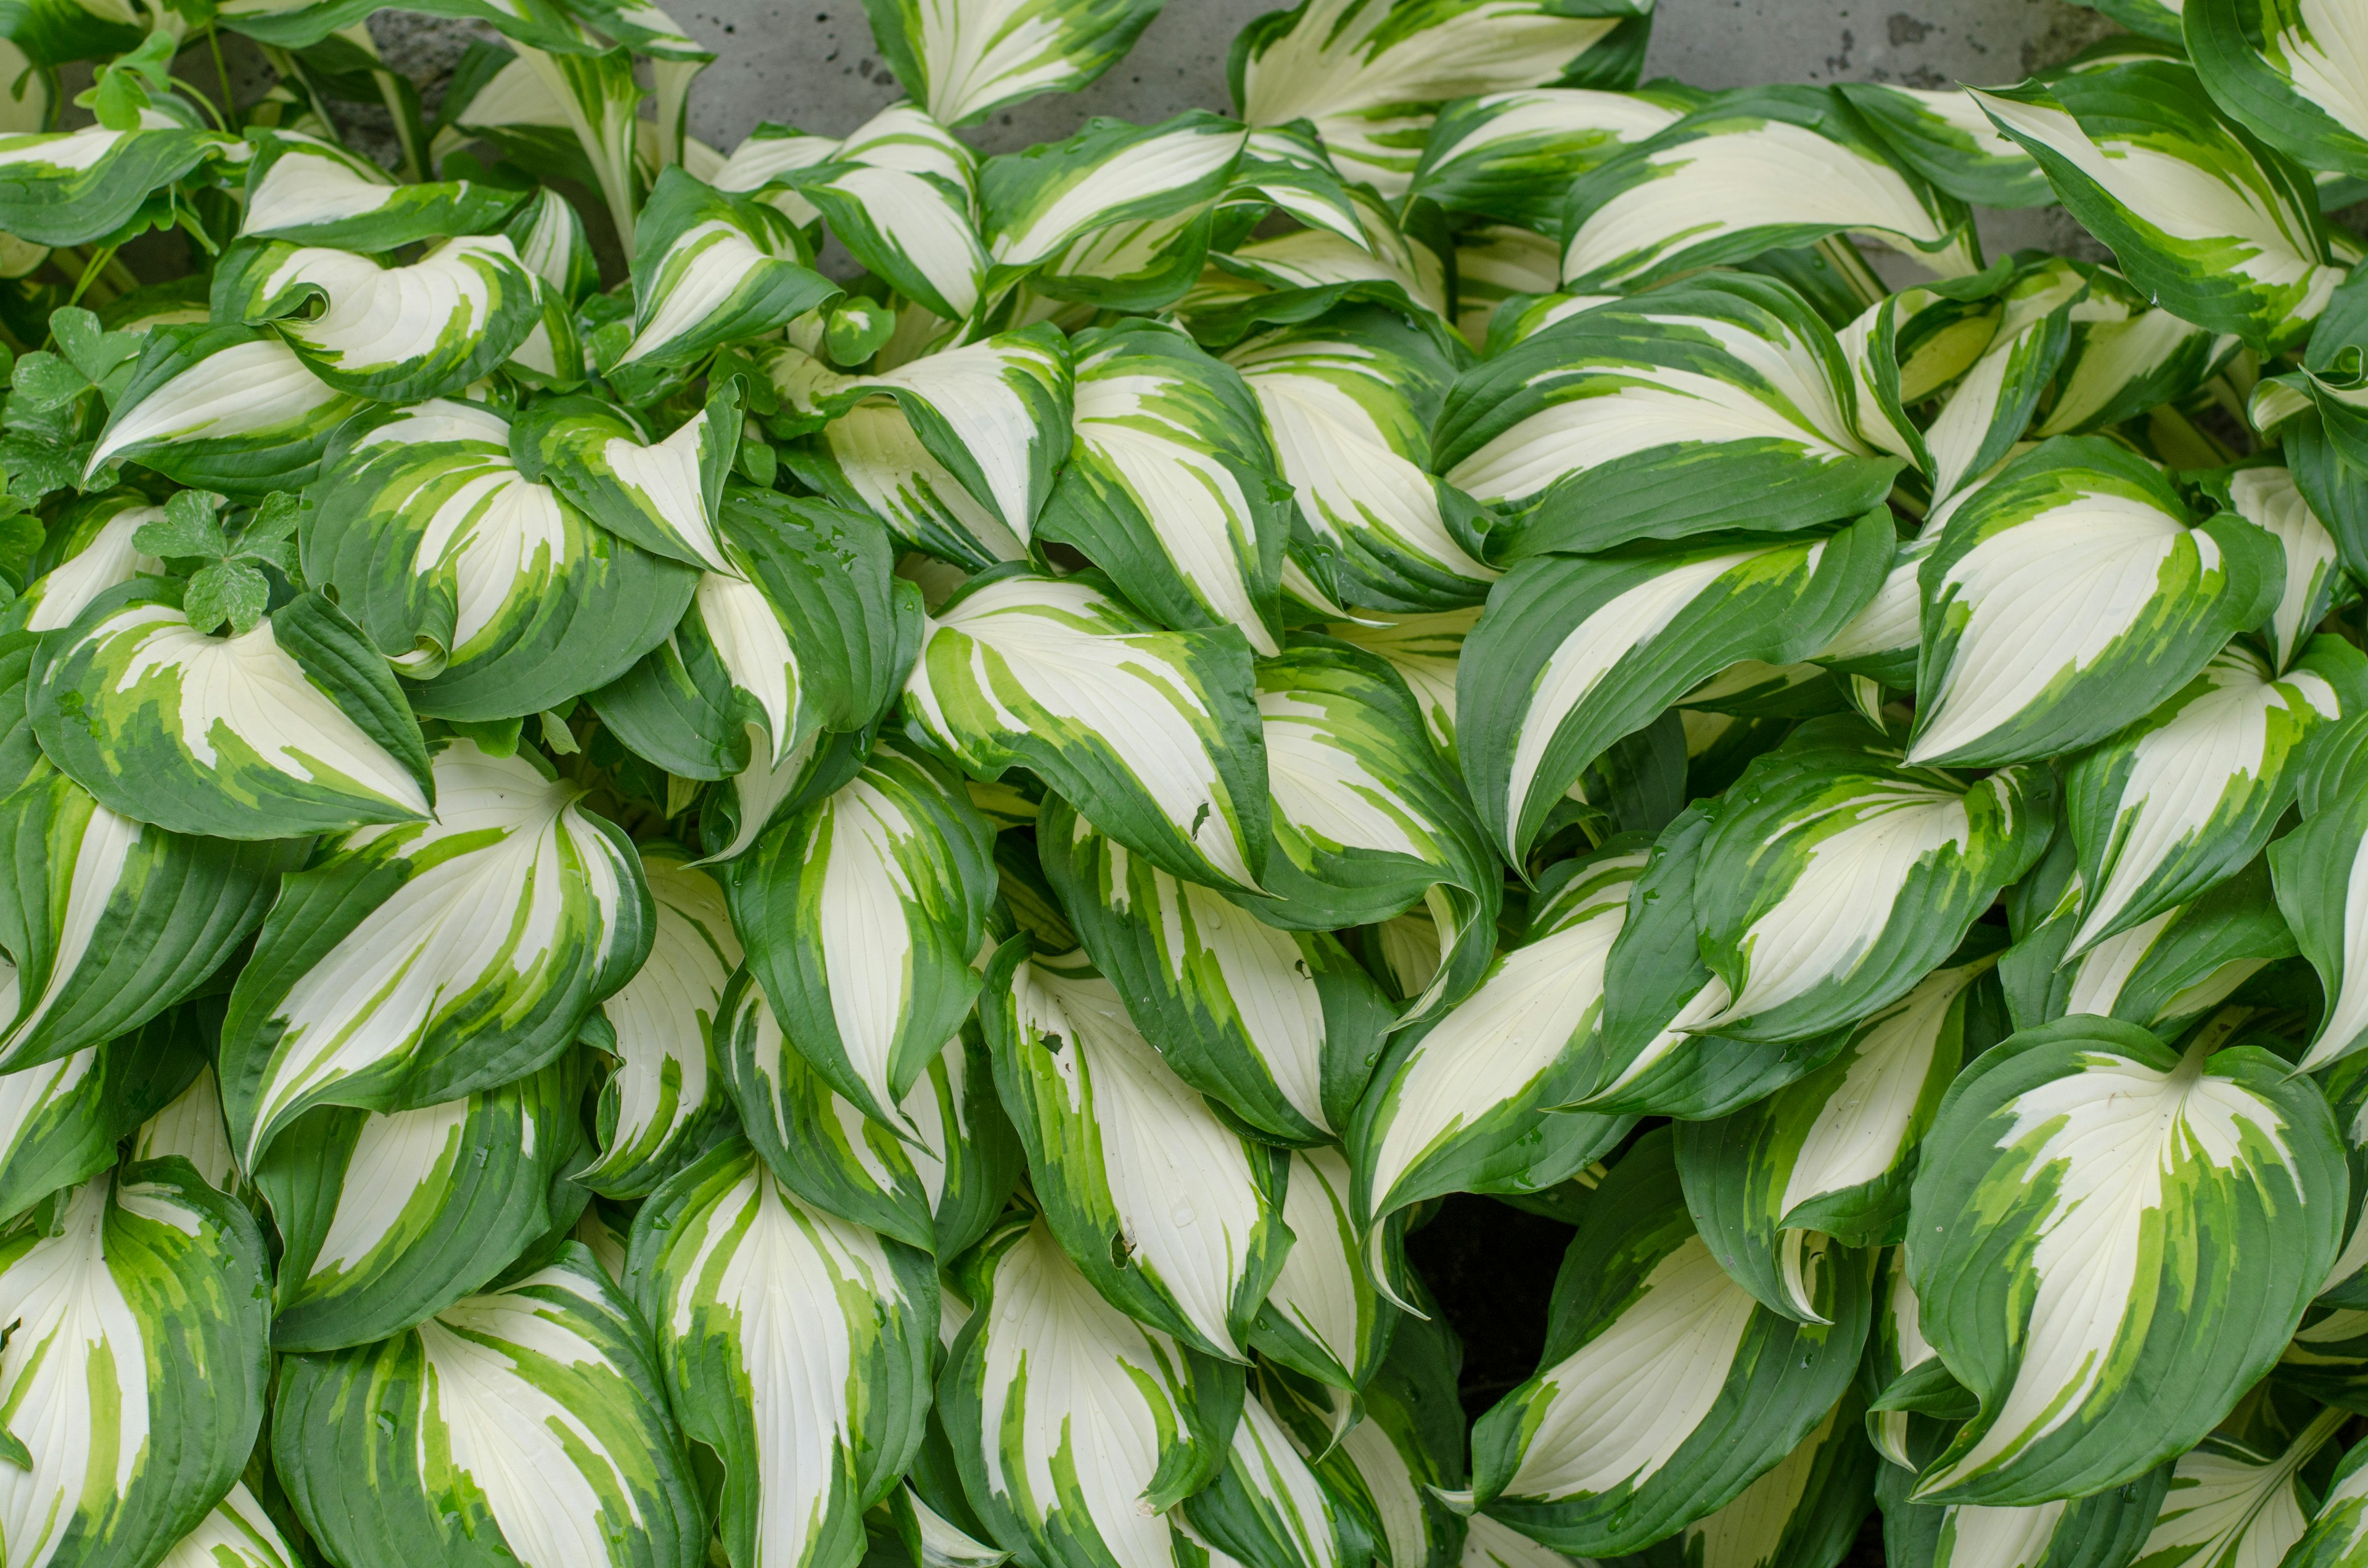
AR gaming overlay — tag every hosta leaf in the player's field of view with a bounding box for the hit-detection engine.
[1037,795,1394,1146]
[134,1063,240,1196]
[9,496,163,638]
[0,1006,206,1221]
[1183,1392,1367,1568]
[2210,464,2355,678]
[1035,319,1293,656]
[715,972,1020,1256]
[254,1056,590,1351]
[938,1215,1243,1568]
[2125,1405,2347,1568]
[2271,763,2368,1070]
[86,324,369,495]
[274,1245,706,1568]
[1223,123,1367,248]
[1621,1394,1877,1568]
[1457,509,1892,862]
[1281,1309,1468,1568]
[1675,953,1997,1322]
[2188,0,2368,181]
[30,581,434,840]
[1251,1144,1394,1391]
[1564,802,1855,1119]
[1862,1248,1975,1468]
[1971,64,2340,352]
[1836,83,2050,207]
[630,1138,937,1568]
[305,398,697,720]
[1906,1016,2345,1505]
[1692,730,2052,1043]
[771,326,1072,560]
[1232,0,1651,195]
[1434,274,1901,560]
[1468,1128,1872,1557]
[0,1160,271,1568]
[1873,1419,2169,1568]
[785,159,985,322]
[979,112,1244,312]
[1325,608,1472,763]
[1408,88,1689,232]
[1223,307,1497,613]
[157,1482,303,1568]
[218,740,651,1165]
[1347,847,1641,1260]
[1206,184,1452,334]
[0,766,300,1070]
[1450,224,1562,350]
[1833,278,2005,472]
[238,128,524,248]
[580,843,741,1198]
[0,113,230,247]
[905,567,1270,893]
[620,166,841,374]
[1917,259,2084,506]
[2062,639,2359,953]
[511,382,741,574]
[2287,1431,2368,1568]
[2031,294,2242,441]
[723,742,994,1130]
[980,942,1292,1359]
[862,0,1163,125]
[1906,436,2284,769]
[1557,86,1976,292]
[215,233,541,403]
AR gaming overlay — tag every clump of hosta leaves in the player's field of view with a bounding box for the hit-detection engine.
[1,0,2367,1564]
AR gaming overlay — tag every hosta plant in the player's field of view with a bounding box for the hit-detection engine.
[0,0,2362,1564]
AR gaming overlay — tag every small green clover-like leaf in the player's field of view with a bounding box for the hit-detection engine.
[824,299,895,367]
[0,437,76,506]
[182,558,271,635]
[78,32,176,131]
[50,308,145,407]
[231,490,303,577]
[10,352,91,414]
[135,490,232,559]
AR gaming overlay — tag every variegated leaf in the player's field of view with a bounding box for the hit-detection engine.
[979,942,1291,1359]
[515,381,741,573]
[715,971,1020,1256]
[134,1063,242,1196]
[2272,754,2368,1071]
[1836,83,2050,207]
[1251,1144,1394,1391]
[723,742,995,1130]
[1037,795,1394,1146]
[1183,1391,1367,1568]
[8,495,163,639]
[619,165,841,374]
[2188,0,2368,184]
[30,581,434,840]
[1468,1128,1872,1557]
[254,1056,589,1351]
[1906,1016,2345,1505]
[1325,608,1473,763]
[1872,1415,2169,1568]
[274,1244,706,1568]
[86,324,369,495]
[306,398,697,720]
[2125,1405,2348,1568]
[218,740,651,1165]
[2032,289,2242,441]
[863,0,1165,126]
[1917,258,2085,506]
[1408,87,1690,232]
[905,567,1270,893]
[2210,463,2352,675]
[1907,436,2284,769]
[0,1161,271,1568]
[0,109,232,247]
[1971,63,2340,351]
[1434,274,1901,560]
[239,128,524,248]
[1621,1395,1877,1568]
[156,1483,303,1568]
[630,1138,937,1568]
[1207,184,1451,334]
[2286,1430,2368,1568]
[0,1006,205,1221]
[937,1214,1243,1568]
[1457,508,1893,862]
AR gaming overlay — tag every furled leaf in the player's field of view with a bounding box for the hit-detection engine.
[517,382,742,574]
[0,111,229,247]
[239,128,524,248]
[0,1006,206,1221]
[619,166,841,374]
[864,0,1166,125]
[1408,88,1689,232]
[2187,0,2368,181]
[86,324,369,495]
[1622,1395,1877,1568]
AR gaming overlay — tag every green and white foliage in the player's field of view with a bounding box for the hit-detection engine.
[939,1214,1243,1568]
[2287,1432,2368,1568]
[1907,437,2285,769]
[863,0,1164,126]
[134,1064,240,1196]
[1874,1427,2169,1568]
[1915,259,2085,506]
[714,971,1019,1256]
[517,382,741,573]
[773,326,1072,567]
[1252,1144,1392,1392]
[1467,1130,1872,1558]
[1556,86,1976,292]
[579,842,739,1196]
[253,1056,590,1352]
[1347,847,1642,1269]
[1183,1389,1365,1568]
[1835,83,2050,208]
[768,111,984,322]
[0,105,232,248]
[86,325,369,495]
[1037,795,1394,1147]
[1252,640,1499,1014]
[1408,88,1690,233]
[0,1161,271,1568]
[1231,0,1651,195]
[723,742,994,1130]
[1675,952,1997,1321]
[30,580,435,839]
[1434,274,1901,560]
[1690,726,2050,1044]
[274,1245,707,1568]
[1035,319,1293,655]
[2210,464,2351,674]
[239,128,525,248]
[1222,123,1368,250]
[155,1482,303,1568]
[979,941,1292,1358]
[308,398,698,719]
[2034,287,2242,443]
[631,1139,937,1568]
[2059,639,2359,953]
[620,166,841,372]
[0,766,298,1069]
[217,740,651,1164]
[1971,62,2341,351]
[2187,0,2368,181]
[2121,1402,2345,1568]
[1455,507,1893,861]
[906,568,1270,892]
[1223,308,1496,613]
[0,1007,205,1225]
[1623,1395,1877,1568]
[1325,608,1473,762]
[1906,1016,2346,1506]
[2272,733,2368,1070]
